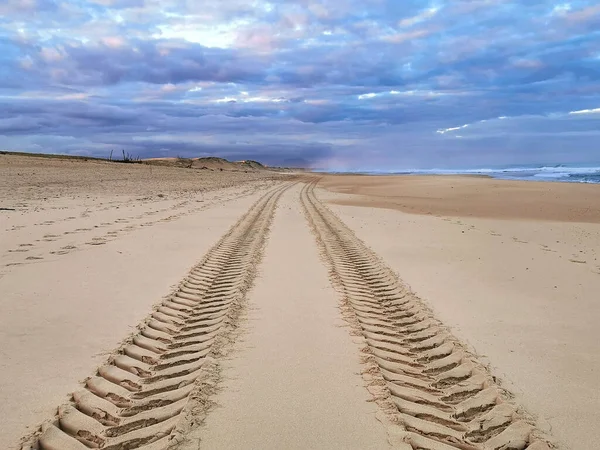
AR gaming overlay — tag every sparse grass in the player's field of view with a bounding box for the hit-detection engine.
[0,149,142,164]
[176,155,194,168]
[110,149,141,164]
[0,150,104,162]
[1,149,296,171]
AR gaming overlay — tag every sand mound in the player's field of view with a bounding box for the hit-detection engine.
[143,157,270,172]
[191,157,242,171]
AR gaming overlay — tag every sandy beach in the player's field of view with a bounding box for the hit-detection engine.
[2,155,598,450]
[318,174,600,450]
[0,154,287,449]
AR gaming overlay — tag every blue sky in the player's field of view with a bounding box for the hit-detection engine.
[1,0,600,169]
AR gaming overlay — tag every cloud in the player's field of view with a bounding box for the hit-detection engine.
[437,124,469,134]
[1,0,600,168]
[562,4,600,23]
[569,107,600,115]
[398,7,440,28]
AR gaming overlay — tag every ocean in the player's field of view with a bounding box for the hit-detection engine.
[331,166,600,184]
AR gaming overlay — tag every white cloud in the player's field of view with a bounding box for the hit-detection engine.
[358,93,378,100]
[398,6,440,28]
[551,3,572,16]
[303,99,330,105]
[437,124,468,134]
[569,107,600,115]
[154,21,242,48]
[213,94,288,103]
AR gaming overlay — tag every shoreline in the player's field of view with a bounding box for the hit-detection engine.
[313,166,600,184]
[316,172,600,184]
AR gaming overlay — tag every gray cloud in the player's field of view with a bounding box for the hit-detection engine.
[1,0,600,168]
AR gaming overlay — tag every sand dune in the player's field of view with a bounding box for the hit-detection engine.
[3,158,595,449]
[143,156,271,172]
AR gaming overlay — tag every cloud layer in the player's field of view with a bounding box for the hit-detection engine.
[1,0,600,168]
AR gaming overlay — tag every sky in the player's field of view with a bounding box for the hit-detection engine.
[1,0,600,169]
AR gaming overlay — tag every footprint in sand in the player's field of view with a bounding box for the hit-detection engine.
[25,256,44,260]
[86,238,107,245]
[50,245,77,255]
[569,259,587,264]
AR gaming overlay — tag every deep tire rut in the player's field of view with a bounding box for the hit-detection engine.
[20,182,292,450]
[300,181,552,450]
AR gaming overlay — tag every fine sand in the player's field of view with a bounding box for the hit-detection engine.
[319,174,600,223]
[2,156,597,450]
[318,174,600,449]
[0,154,287,449]
[194,184,390,450]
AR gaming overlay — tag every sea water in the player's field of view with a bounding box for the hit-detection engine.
[325,166,600,184]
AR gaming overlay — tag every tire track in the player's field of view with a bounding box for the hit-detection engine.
[19,182,292,450]
[300,181,552,450]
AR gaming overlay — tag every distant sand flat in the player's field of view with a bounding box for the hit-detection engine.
[319,174,600,223]
[2,156,596,449]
